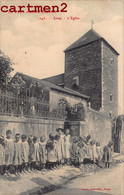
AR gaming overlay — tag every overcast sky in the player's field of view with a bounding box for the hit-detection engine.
[0,0,123,114]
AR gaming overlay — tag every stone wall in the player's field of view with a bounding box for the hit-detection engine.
[79,108,112,147]
[0,115,64,140]
[0,108,112,148]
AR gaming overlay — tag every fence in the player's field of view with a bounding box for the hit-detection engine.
[0,92,85,121]
[0,92,49,118]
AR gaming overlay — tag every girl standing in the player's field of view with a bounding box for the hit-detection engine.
[21,135,29,173]
[39,136,47,170]
[32,136,40,171]
[64,129,71,165]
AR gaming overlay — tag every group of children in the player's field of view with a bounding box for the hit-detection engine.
[0,128,114,176]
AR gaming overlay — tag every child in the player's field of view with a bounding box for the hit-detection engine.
[91,140,97,163]
[28,135,34,172]
[46,133,57,169]
[0,136,6,175]
[96,142,102,166]
[64,128,71,165]
[102,145,108,168]
[76,142,85,167]
[32,136,39,171]
[21,135,29,173]
[5,130,14,175]
[56,128,65,164]
[39,136,47,170]
[13,133,23,175]
[86,134,91,144]
[70,136,78,166]
[107,141,113,168]
[54,134,62,167]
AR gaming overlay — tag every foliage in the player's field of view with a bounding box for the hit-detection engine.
[0,50,14,89]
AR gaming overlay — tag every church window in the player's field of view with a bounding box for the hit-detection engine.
[110,94,113,101]
[26,88,30,97]
[110,58,114,63]
[73,76,79,86]
[109,111,112,117]
[109,75,112,80]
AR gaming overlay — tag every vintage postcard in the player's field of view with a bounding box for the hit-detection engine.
[0,0,124,194]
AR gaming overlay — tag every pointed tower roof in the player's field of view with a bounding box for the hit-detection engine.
[64,29,119,55]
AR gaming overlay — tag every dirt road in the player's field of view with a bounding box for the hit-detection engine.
[47,163,124,195]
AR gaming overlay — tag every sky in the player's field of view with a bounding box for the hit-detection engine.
[0,0,123,114]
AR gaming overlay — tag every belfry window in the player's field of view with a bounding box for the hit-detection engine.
[72,76,79,90]
[73,76,79,86]
[110,94,113,101]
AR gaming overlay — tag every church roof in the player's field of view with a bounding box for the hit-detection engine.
[64,29,119,55]
[42,73,64,85]
[8,72,89,100]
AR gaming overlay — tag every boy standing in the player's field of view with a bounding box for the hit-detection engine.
[0,136,6,175]
[13,133,23,175]
[5,130,14,175]
[46,133,57,169]
[39,136,47,170]
[28,135,34,172]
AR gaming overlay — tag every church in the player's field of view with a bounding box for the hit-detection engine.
[43,29,119,118]
[0,28,119,148]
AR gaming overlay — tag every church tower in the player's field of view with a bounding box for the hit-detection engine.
[64,29,119,117]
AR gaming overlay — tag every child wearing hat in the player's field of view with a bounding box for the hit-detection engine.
[64,129,71,165]
[46,133,57,169]
[32,136,40,171]
[39,136,47,170]
[5,130,14,175]
[0,136,6,175]
[21,135,29,173]
[13,133,23,175]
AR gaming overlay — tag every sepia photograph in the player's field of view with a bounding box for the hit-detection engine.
[0,0,124,194]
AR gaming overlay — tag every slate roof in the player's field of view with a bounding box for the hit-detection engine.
[8,72,89,100]
[64,29,119,55]
[42,73,64,85]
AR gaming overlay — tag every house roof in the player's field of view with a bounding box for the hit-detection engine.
[42,73,64,85]
[64,29,119,55]
[8,72,89,100]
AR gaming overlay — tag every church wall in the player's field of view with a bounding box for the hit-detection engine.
[49,89,87,111]
[102,41,118,117]
[64,40,102,111]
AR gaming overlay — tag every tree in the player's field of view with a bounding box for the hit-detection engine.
[0,50,14,89]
